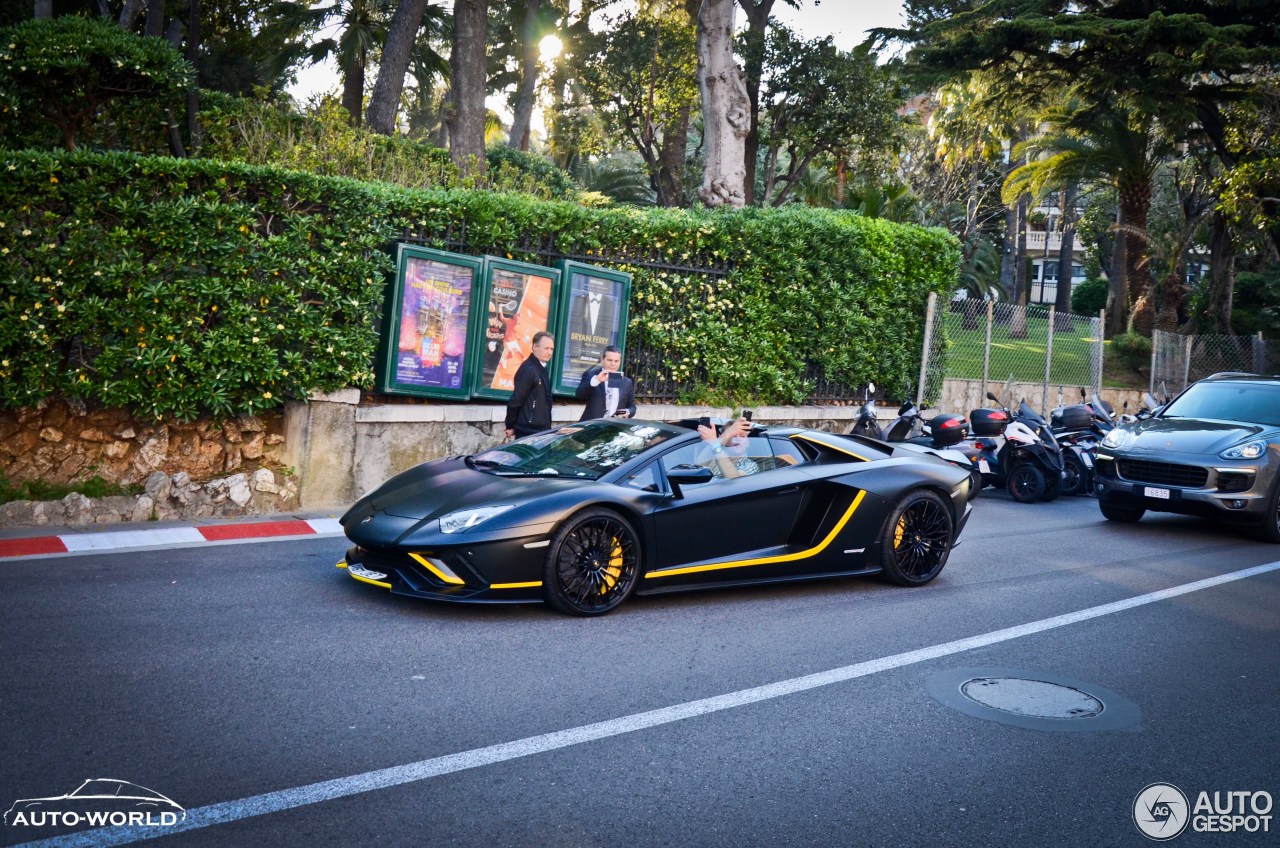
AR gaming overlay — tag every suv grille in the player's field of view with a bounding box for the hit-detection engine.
[1116,459,1208,488]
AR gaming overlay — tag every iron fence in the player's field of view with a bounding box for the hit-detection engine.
[1151,330,1280,396]
[399,226,866,405]
[921,295,1104,415]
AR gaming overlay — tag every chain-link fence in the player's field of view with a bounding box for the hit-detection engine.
[920,295,1103,415]
[1151,330,1280,396]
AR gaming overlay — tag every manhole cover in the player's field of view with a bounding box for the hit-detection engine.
[960,677,1104,719]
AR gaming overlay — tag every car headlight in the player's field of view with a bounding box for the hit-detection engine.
[1102,428,1131,449]
[1220,440,1268,460]
[438,504,516,533]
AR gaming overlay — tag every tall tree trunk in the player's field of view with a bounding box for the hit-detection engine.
[1107,212,1129,338]
[1120,182,1154,335]
[145,0,165,37]
[35,1,53,19]
[449,0,488,176]
[656,106,690,207]
[1054,183,1077,330]
[737,0,776,206]
[341,58,366,127]
[507,0,542,150]
[696,0,748,208]
[367,0,430,135]
[185,0,201,154]
[1200,209,1236,333]
[1009,193,1029,338]
[118,0,144,29]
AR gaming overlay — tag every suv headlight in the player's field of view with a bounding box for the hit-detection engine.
[439,504,516,533]
[1220,440,1268,460]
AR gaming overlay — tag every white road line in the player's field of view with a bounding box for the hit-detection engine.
[16,560,1280,848]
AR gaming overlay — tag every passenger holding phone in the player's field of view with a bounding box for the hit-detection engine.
[696,416,758,478]
[576,346,637,421]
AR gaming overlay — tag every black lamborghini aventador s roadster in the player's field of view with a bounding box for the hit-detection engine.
[338,418,974,616]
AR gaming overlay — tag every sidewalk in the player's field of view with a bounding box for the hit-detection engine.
[0,510,348,559]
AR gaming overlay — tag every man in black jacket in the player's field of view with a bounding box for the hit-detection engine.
[576,346,637,421]
[504,332,556,440]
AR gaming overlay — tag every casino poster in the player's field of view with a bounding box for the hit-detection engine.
[472,258,560,400]
[376,247,483,399]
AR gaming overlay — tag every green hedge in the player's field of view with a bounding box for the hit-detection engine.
[0,149,960,418]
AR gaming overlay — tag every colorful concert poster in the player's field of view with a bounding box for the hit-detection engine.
[392,256,473,391]
[551,261,631,396]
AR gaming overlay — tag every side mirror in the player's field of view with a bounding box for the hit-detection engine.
[986,391,998,402]
[667,464,714,498]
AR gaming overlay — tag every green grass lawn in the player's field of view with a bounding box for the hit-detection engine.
[940,310,1100,385]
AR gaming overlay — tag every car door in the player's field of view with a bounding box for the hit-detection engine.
[647,436,808,573]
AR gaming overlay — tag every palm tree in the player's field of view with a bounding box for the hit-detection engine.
[271,0,394,126]
[1004,99,1171,337]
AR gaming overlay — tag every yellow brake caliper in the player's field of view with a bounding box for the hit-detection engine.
[601,537,624,592]
[894,516,907,550]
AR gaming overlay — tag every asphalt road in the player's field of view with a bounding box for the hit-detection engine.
[2,491,1278,848]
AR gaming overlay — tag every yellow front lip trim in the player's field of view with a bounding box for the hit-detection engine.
[409,552,466,585]
[490,581,543,589]
[337,560,392,590]
[644,489,866,579]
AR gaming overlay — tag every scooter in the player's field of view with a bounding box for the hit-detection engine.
[849,385,984,499]
[958,386,1065,503]
[1047,391,1112,496]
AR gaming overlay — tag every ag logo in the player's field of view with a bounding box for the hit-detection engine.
[1134,783,1190,841]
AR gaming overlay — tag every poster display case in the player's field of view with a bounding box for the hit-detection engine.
[470,257,561,400]
[550,260,632,396]
[376,245,484,399]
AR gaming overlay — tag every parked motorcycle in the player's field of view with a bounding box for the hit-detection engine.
[1046,391,1113,496]
[958,386,1065,503]
[849,385,984,498]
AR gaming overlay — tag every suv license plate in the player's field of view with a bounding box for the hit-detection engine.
[1144,486,1171,500]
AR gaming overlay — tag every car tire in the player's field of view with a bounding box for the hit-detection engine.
[1061,453,1090,496]
[1099,499,1146,523]
[543,508,642,616]
[1255,483,1280,543]
[1007,462,1045,503]
[879,489,954,586]
[968,468,983,500]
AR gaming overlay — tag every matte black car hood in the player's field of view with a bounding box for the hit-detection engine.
[1121,417,1275,454]
[362,458,588,522]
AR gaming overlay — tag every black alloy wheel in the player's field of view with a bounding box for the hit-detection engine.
[1007,462,1046,503]
[879,490,954,586]
[544,508,641,615]
[1256,482,1280,544]
[1061,453,1090,496]
[1099,499,1146,523]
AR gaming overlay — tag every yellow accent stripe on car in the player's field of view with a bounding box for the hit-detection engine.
[791,433,869,461]
[490,581,543,589]
[409,552,466,585]
[347,571,392,589]
[336,561,348,569]
[644,489,867,579]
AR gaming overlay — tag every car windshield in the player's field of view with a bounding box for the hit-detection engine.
[1162,381,1280,427]
[472,420,684,479]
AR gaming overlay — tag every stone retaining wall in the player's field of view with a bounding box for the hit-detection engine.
[0,398,288,487]
[0,468,299,527]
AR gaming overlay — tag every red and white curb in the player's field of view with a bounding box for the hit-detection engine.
[0,517,344,559]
